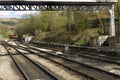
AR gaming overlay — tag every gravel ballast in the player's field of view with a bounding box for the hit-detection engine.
[27,54,87,80]
[0,56,25,80]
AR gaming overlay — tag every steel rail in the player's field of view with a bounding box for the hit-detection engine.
[75,53,120,65]
[10,43,97,80]
[29,43,120,60]
[5,43,59,80]
[22,42,120,66]
[23,43,120,79]
[26,42,120,65]
[82,53,120,60]
[0,53,33,56]
[11,42,120,80]
[2,44,30,80]
[28,49,120,79]
[30,41,120,55]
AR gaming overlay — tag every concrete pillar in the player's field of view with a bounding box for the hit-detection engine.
[109,5,115,36]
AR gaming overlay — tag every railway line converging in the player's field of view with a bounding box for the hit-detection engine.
[0,40,120,80]
[27,42,120,75]
[2,41,59,80]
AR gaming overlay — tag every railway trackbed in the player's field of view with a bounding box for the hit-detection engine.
[1,41,96,80]
[6,41,120,80]
[23,42,120,75]
[19,42,120,65]
[22,42,120,62]
[2,43,59,80]
[4,41,96,80]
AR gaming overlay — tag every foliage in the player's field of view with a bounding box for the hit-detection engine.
[34,11,67,31]
[0,24,11,38]
[15,11,101,45]
[74,40,87,46]
[15,11,93,36]
[0,18,19,26]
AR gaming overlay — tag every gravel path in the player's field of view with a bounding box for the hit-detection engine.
[27,54,87,80]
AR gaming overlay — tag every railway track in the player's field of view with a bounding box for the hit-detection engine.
[30,42,120,59]
[22,42,120,59]
[7,41,120,80]
[19,42,120,66]
[23,42,120,75]
[2,42,59,80]
[26,42,120,65]
[74,53,120,64]
[6,41,97,80]
[78,52,120,60]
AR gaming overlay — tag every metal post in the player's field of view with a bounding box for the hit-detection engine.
[65,44,69,53]
[109,5,115,36]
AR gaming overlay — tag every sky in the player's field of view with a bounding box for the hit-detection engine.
[0,11,40,18]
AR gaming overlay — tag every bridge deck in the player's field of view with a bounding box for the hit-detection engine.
[0,1,117,6]
[0,1,117,11]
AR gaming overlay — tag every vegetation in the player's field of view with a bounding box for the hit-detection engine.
[14,2,120,45]
[0,18,19,38]
[0,24,12,38]
[15,11,99,45]
[0,18,19,26]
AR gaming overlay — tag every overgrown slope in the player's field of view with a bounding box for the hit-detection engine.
[15,11,109,45]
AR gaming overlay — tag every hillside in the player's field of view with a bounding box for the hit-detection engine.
[0,18,21,38]
[15,11,111,45]
[0,18,20,27]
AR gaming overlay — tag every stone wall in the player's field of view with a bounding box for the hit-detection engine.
[107,36,120,49]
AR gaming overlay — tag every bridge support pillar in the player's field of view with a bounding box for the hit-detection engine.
[109,5,115,36]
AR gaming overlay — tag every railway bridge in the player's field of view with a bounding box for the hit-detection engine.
[0,0,118,36]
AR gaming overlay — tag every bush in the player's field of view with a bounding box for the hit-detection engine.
[74,40,87,46]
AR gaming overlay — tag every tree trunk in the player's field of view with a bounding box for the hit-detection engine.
[95,12,105,35]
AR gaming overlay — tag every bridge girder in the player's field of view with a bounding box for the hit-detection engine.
[0,1,116,11]
[0,5,111,11]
